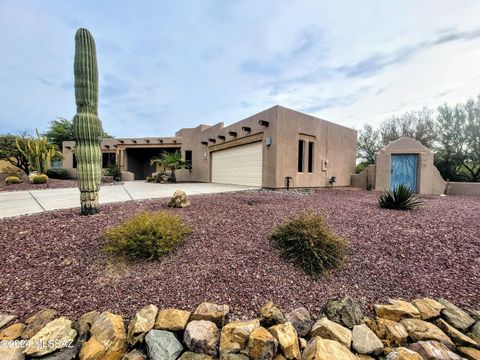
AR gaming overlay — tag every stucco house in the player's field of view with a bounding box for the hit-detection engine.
[63,105,357,189]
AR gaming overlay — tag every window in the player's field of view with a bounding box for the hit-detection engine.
[73,154,77,169]
[308,141,315,173]
[185,150,192,169]
[102,153,116,168]
[298,140,305,172]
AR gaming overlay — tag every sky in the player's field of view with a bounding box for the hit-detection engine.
[1,0,480,137]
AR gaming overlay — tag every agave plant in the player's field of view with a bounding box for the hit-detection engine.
[379,184,423,210]
[150,151,191,182]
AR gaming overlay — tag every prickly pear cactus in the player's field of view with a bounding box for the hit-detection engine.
[72,28,103,215]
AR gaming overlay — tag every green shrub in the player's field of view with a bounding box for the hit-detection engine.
[46,168,69,179]
[105,164,122,181]
[32,173,48,184]
[269,212,348,276]
[146,176,154,182]
[379,184,423,210]
[104,211,192,260]
[5,175,21,185]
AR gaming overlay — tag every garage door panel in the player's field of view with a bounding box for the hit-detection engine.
[211,142,262,186]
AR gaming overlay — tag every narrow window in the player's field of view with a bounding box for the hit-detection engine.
[308,141,315,173]
[73,154,77,169]
[185,150,192,169]
[298,140,305,172]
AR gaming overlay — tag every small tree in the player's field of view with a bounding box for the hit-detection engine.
[16,129,61,174]
[150,151,190,182]
[0,133,31,175]
[357,124,381,164]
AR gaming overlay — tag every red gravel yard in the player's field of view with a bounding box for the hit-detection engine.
[0,189,478,320]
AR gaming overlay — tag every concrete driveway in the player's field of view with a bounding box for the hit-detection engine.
[0,182,258,219]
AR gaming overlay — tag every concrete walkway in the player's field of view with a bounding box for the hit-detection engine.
[0,182,258,219]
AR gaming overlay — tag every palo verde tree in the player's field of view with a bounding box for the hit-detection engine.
[15,129,60,174]
[0,132,31,175]
[72,28,104,215]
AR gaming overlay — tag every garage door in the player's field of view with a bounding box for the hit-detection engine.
[211,142,262,186]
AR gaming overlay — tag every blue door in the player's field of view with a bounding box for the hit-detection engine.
[390,154,417,191]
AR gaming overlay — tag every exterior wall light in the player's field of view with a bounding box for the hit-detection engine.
[265,137,272,146]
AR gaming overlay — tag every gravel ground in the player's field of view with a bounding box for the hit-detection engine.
[0,189,478,321]
[0,179,79,192]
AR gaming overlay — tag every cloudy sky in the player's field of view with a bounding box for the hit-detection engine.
[1,0,480,137]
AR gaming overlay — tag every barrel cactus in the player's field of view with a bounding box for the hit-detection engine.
[72,28,103,215]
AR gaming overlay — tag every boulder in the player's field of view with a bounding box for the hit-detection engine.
[302,337,356,360]
[0,323,26,340]
[351,324,383,355]
[366,318,408,347]
[220,319,260,354]
[74,311,100,343]
[400,318,454,348]
[145,329,183,360]
[155,308,191,332]
[259,301,285,328]
[24,317,77,357]
[22,309,57,339]
[285,307,313,337]
[411,298,445,320]
[384,347,422,360]
[0,347,24,360]
[310,317,352,348]
[184,320,220,356]
[168,190,191,208]
[439,299,476,332]
[248,326,278,360]
[191,302,229,328]
[408,340,463,360]
[268,322,301,360]
[435,318,479,348]
[0,314,16,329]
[79,312,127,360]
[122,349,148,360]
[178,352,214,360]
[374,300,420,322]
[127,304,158,346]
[324,296,363,329]
[457,346,480,360]
[469,322,480,343]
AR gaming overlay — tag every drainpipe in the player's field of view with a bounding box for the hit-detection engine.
[285,176,294,190]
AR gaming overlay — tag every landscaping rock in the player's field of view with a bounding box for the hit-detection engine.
[24,317,77,357]
[221,354,250,360]
[0,347,24,360]
[435,318,479,348]
[366,318,408,347]
[351,324,383,355]
[310,317,352,348]
[155,308,191,331]
[184,320,220,356]
[375,300,420,322]
[408,340,463,360]
[285,307,313,337]
[178,352,214,360]
[324,296,363,329]
[299,338,307,351]
[38,345,79,360]
[191,302,230,328]
[0,314,16,329]
[127,304,158,346]
[122,349,148,360]
[457,346,480,360]
[248,326,278,360]
[79,312,126,360]
[400,318,454,348]
[0,323,26,340]
[411,298,445,320]
[145,329,183,360]
[259,301,285,328]
[439,299,476,332]
[220,319,259,354]
[268,322,301,360]
[468,322,480,343]
[384,347,422,360]
[22,309,57,339]
[168,190,191,208]
[74,311,100,343]
[302,337,356,360]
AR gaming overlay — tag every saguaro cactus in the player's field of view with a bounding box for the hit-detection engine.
[72,28,103,215]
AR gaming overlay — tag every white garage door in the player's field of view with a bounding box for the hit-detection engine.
[211,142,262,186]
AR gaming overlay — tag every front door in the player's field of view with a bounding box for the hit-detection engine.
[390,154,417,191]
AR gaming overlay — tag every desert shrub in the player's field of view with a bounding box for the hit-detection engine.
[46,168,69,179]
[32,173,48,184]
[146,176,154,182]
[104,211,192,260]
[5,175,21,185]
[269,212,348,275]
[105,164,122,181]
[379,184,423,210]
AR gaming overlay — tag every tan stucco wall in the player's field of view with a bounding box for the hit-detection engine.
[446,182,480,196]
[374,137,446,195]
[351,164,376,190]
